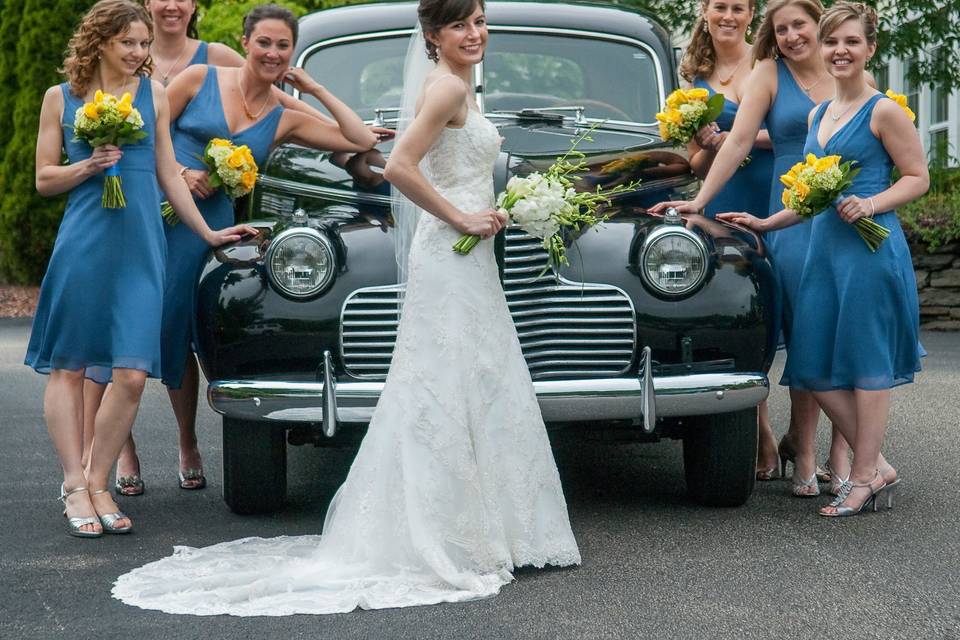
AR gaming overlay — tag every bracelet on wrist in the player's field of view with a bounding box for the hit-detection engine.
[867,197,876,218]
[178,165,189,179]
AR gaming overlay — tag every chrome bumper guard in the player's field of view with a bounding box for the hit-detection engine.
[208,347,769,433]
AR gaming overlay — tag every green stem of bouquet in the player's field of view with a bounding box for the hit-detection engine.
[160,201,180,226]
[102,176,126,209]
[853,217,890,252]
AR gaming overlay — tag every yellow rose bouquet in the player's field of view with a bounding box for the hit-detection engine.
[71,90,147,208]
[780,153,889,252]
[162,138,258,226]
[655,87,725,146]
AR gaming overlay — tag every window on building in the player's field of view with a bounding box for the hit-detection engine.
[929,49,949,126]
[903,58,920,117]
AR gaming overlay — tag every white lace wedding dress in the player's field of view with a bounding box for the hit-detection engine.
[112,108,581,616]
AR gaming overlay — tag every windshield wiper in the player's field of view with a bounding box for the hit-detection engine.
[492,106,589,126]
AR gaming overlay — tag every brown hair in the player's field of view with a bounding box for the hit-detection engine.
[418,0,485,63]
[61,0,154,97]
[751,0,824,65]
[819,1,878,45]
[680,0,757,82]
[142,0,199,40]
[243,4,298,45]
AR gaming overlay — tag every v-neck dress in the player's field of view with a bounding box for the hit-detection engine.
[782,94,921,390]
[764,59,816,349]
[25,77,165,383]
[161,65,283,388]
[693,77,774,220]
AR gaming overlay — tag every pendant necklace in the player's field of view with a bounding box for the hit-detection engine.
[238,74,270,120]
[795,73,824,96]
[717,56,746,86]
[829,88,868,122]
[158,41,189,87]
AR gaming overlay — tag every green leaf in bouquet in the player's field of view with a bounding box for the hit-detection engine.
[703,92,726,125]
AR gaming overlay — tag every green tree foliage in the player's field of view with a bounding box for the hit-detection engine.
[0,0,23,157]
[197,0,308,54]
[0,0,89,283]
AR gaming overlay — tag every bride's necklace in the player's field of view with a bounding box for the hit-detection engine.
[716,55,746,86]
[157,40,189,87]
[238,74,270,120]
[829,88,868,122]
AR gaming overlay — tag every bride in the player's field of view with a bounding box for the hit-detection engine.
[112,0,580,616]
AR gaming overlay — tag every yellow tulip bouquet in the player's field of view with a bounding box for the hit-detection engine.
[655,88,725,146]
[162,138,258,226]
[71,90,147,208]
[780,153,889,251]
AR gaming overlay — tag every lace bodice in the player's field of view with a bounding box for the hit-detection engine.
[424,109,501,213]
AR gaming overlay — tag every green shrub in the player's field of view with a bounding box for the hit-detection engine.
[0,0,86,284]
[898,167,960,252]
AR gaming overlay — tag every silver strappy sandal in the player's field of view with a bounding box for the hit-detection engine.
[90,488,133,534]
[59,485,102,538]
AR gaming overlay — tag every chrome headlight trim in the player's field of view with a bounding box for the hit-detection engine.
[265,227,336,299]
[639,226,709,297]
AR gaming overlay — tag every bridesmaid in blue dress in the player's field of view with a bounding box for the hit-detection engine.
[160,5,378,490]
[654,0,847,496]
[92,0,360,497]
[28,0,254,537]
[720,2,927,516]
[678,0,778,482]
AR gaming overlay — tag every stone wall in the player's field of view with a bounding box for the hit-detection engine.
[914,242,960,330]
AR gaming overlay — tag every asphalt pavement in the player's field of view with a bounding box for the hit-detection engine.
[1,316,959,640]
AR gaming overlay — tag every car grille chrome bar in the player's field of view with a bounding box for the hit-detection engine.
[341,227,637,380]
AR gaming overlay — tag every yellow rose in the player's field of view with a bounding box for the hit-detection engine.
[686,87,709,101]
[658,122,670,139]
[240,145,255,166]
[83,102,100,119]
[814,156,837,172]
[227,148,247,169]
[241,170,257,190]
[782,188,791,208]
[94,89,104,104]
[780,172,796,188]
[795,181,811,201]
[805,153,818,166]
[210,138,232,148]
[666,90,687,109]
[117,93,133,117]
[789,161,806,176]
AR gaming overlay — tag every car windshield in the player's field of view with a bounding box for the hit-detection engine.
[300,30,661,125]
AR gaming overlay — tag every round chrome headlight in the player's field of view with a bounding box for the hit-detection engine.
[265,227,336,298]
[639,227,708,296]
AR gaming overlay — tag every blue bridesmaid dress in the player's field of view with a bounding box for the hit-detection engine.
[693,77,774,219]
[783,95,921,390]
[25,77,165,383]
[764,59,816,345]
[161,65,282,388]
[189,41,208,65]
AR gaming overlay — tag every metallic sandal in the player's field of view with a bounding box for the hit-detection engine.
[115,473,145,497]
[818,472,886,517]
[90,489,133,534]
[822,462,850,496]
[791,473,821,498]
[59,485,102,539]
[179,468,207,490]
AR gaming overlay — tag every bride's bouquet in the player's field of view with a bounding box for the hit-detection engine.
[162,138,258,226]
[71,90,147,208]
[655,87,724,146]
[452,126,638,272]
[780,153,889,251]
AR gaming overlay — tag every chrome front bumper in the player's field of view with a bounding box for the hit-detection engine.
[208,350,769,434]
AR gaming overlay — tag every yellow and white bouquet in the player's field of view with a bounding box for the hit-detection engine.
[453,126,638,273]
[162,138,258,226]
[71,90,147,208]
[655,87,725,146]
[885,89,916,122]
[780,153,889,251]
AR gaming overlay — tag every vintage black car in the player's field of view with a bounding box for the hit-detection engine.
[195,1,779,514]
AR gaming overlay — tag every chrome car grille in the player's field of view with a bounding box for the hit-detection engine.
[341,227,637,380]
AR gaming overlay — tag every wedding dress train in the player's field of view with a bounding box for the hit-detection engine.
[112,107,580,616]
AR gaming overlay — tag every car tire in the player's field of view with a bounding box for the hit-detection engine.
[682,408,757,507]
[222,417,287,514]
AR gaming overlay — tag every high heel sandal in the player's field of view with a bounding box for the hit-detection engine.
[791,473,820,498]
[822,462,850,497]
[59,485,102,539]
[778,434,830,483]
[179,468,206,490]
[115,473,145,497]
[90,488,133,534]
[818,471,886,517]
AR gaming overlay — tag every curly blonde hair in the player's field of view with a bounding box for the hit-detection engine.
[61,0,154,98]
[680,0,758,83]
[752,0,823,65]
